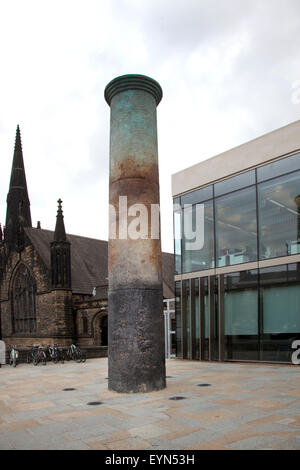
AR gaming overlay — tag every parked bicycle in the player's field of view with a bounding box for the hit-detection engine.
[66,343,86,363]
[27,345,47,366]
[9,345,19,367]
[47,344,65,364]
[27,345,36,364]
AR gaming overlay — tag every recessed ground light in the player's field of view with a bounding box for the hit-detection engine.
[63,388,76,391]
[169,396,186,401]
[197,384,211,387]
[87,401,103,406]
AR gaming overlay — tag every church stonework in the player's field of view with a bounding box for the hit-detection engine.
[0,127,174,358]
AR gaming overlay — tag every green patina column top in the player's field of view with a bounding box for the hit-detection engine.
[104,74,163,106]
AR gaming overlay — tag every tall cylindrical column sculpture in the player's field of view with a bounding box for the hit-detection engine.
[105,74,166,393]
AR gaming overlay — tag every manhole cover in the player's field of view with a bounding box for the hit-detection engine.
[63,388,76,391]
[169,396,186,401]
[87,401,103,406]
[197,384,211,387]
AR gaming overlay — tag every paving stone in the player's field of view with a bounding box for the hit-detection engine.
[0,358,300,450]
[227,435,288,450]
[167,428,226,449]
[64,424,116,440]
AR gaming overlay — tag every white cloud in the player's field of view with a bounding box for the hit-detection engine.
[1,0,300,253]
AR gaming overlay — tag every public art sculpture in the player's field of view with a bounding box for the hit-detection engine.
[105,74,166,393]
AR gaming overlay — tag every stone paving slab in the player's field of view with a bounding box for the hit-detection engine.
[0,358,299,450]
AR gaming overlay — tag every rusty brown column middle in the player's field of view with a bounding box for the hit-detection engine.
[105,74,166,393]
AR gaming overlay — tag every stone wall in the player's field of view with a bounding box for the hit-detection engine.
[0,238,75,349]
[74,298,108,348]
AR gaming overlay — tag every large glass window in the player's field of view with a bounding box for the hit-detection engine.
[183,280,191,359]
[181,185,213,205]
[215,187,257,267]
[175,153,300,275]
[182,200,214,273]
[202,278,210,360]
[175,282,182,357]
[191,279,200,359]
[257,152,300,182]
[214,170,255,197]
[211,277,219,361]
[173,203,182,274]
[260,264,300,362]
[224,270,259,361]
[258,171,300,259]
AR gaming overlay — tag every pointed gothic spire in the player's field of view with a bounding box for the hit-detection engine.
[8,126,30,193]
[54,199,67,242]
[5,126,32,249]
[51,198,71,289]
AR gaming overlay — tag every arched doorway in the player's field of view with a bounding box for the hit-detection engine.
[100,315,108,346]
[92,313,108,346]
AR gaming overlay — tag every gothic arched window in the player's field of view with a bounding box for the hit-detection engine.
[11,264,36,333]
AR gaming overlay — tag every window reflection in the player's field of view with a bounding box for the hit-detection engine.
[175,282,182,357]
[173,204,182,274]
[182,200,214,273]
[216,187,257,267]
[224,270,259,361]
[257,152,300,182]
[258,171,300,259]
[260,264,300,362]
[194,279,200,359]
[214,170,255,197]
[181,185,213,205]
[176,264,300,363]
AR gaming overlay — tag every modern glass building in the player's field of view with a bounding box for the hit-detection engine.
[172,120,300,363]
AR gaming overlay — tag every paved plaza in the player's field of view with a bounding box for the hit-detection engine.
[0,358,299,450]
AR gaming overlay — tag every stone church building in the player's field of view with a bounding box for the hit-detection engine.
[0,127,174,357]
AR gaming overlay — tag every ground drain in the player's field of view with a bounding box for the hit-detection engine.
[87,401,103,406]
[169,396,186,401]
[166,376,173,378]
[63,388,76,391]
[197,384,211,387]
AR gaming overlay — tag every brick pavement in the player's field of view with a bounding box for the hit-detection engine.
[0,359,299,450]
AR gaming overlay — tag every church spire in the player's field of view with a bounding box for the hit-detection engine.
[51,199,71,289]
[5,126,32,249]
[54,199,67,242]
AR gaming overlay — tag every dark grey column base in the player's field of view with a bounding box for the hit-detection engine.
[108,288,166,393]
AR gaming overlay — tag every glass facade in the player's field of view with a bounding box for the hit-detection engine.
[224,270,259,361]
[176,263,300,363]
[258,171,300,259]
[174,152,300,363]
[182,200,214,272]
[173,206,182,274]
[175,282,182,357]
[215,187,257,267]
[260,263,300,362]
[174,152,300,273]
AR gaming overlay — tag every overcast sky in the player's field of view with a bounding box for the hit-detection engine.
[1,0,300,253]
